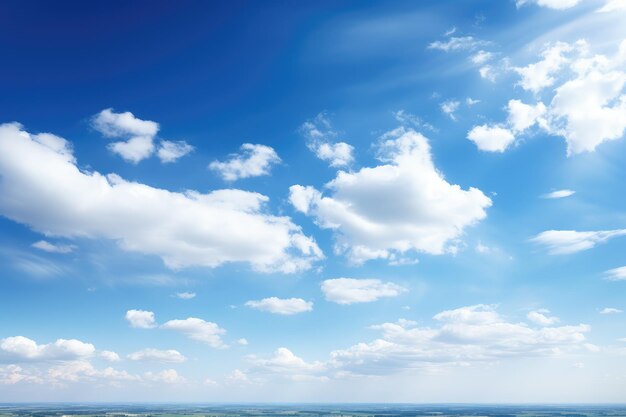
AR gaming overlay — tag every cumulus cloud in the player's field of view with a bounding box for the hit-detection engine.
[0,123,322,273]
[476,40,626,155]
[99,351,121,362]
[605,266,626,281]
[440,100,460,120]
[161,317,226,348]
[516,0,581,9]
[300,113,354,167]
[527,310,560,326]
[127,348,187,363]
[530,229,626,255]
[289,127,491,264]
[157,140,194,163]
[209,143,281,181]
[245,297,313,315]
[91,108,159,163]
[247,347,327,381]
[597,0,626,12]
[467,125,516,152]
[329,304,591,375]
[321,278,407,305]
[31,240,75,254]
[125,310,156,329]
[542,189,575,199]
[0,336,95,362]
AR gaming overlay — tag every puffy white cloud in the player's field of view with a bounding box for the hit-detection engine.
[174,292,196,299]
[245,297,313,315]
[289,128,491,264]
[527,310,560,326]
[467,125,516,152]
[484,40,626,155]
[100,350,121,362]
[143,369,185,384]
[321,278,407,305]
[330,304,591,375]
[0,336,95,362]
[300,113,354,167]
[161,317,226,348]
[209,143,281,181]
[530,229,626,255]
[605,266,626,281]
[92,108,159,163]
[31,240,75,254]
[125,310,156,329]
[471,50,493,65]
[247,347,327,381]
[127,348,186,363]
[237,338,249,346]
[428,36,488,52]
[542,189,575,199]
[157,140,194,163]
[507,99,547,132]
[440,100,460,120]
[226,369,249,384]
[600,307,623,314]
[0,365,43,385]
[516,0,581,9]
[0,123,322,273]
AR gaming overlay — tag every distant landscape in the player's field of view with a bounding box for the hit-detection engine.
[3,405,626,417]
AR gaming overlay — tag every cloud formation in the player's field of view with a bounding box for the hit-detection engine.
[209,143,281,181]
[289,127,491,264]
[300,113,354,167]
[0,123,322,273]
[245,297,313,315]
[321,278,407,305]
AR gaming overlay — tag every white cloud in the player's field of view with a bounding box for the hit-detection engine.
[479,65,497,82]
[161,317,226,348]
[507,99,547,132]
[470,50,493,65]
[237,338,249,346]
[92,108,159,163]
[489,40,626,155]
[157,140,193,163]
[209,143,281,181]
[127,348,186,363]
[125,310,156,329]
[226,368,249,384]
[0,336,95,362]
[245,297,313,315]
[466,98,480,106]
[289,128,491,264]
[48,360,140,383]
[31,240,75,254]
[174,292,196,299]
[440,100,460,120]
[542,189,575,199]
[321,278,407,305]
[0,123,322,273]
[144,369,185,384]
[300,113,354,167]
[516,0,581,9]
[530,229,626,255]
[330,304,591,375]
[247,347,327,381]
[605,266,626,281]
[0,365,43,385]
[597,0,626,12]
[467,125,516,152]
[99,351,121,362]
[600,307,623,314]
[428,36,488,52]
[527,310,560,326]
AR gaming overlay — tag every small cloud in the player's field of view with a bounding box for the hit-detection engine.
[125,309,156,329]
[527,310,560,326]
[245,297,313,315]
[605,266,626,281]
[440,100,460,120]
[237,338,249,346]
[157,140,193,163]
[600,307,623,314]
[542,189,575,199]
[174,292,196,300]
[32,240,75,254]
[209,143,281,181]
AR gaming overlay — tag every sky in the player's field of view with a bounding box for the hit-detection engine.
[1,0,626,403]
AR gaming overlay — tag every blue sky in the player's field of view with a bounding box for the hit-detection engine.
[2,0,626,402]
